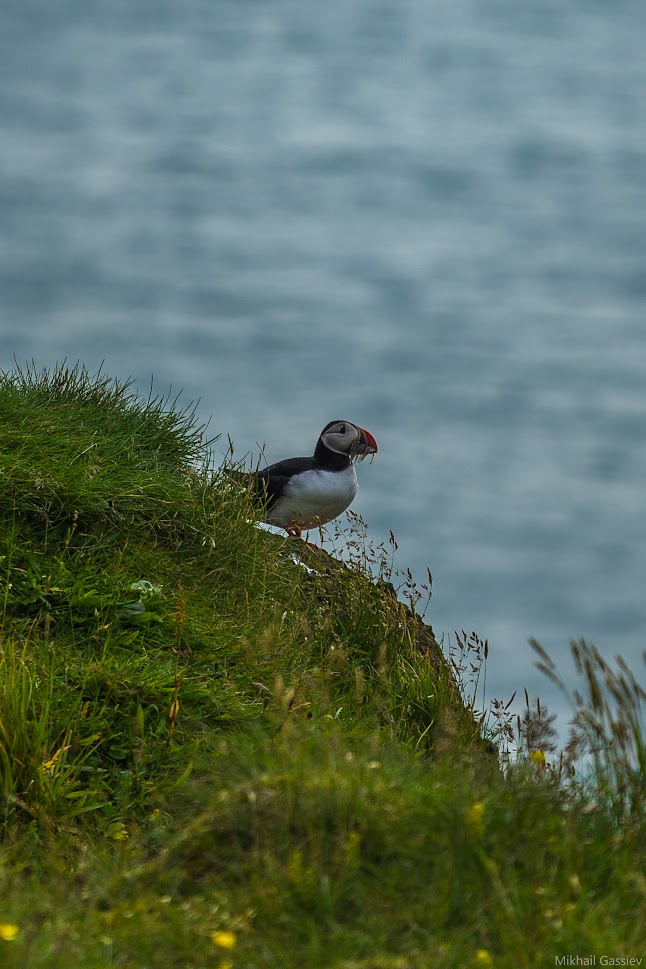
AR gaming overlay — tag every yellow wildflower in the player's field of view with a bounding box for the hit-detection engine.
[41,745,71,773]
[466,801,486,834]
[475,949,493,966]
[0,924,19,942]
[211,930,236,950]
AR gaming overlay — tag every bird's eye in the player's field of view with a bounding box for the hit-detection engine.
[339,424,346,434]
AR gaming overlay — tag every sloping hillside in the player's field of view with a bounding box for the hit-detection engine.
[0,363,643,968]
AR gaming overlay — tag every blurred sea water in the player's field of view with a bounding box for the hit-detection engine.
[2,0,645,732]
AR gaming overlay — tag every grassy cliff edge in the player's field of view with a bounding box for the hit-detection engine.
[0,364,644,968]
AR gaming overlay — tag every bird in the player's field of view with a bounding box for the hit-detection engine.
[229,420,378,538]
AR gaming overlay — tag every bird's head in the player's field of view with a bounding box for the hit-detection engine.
[319,421,379,464]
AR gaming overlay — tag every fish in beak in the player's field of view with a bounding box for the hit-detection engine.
[350,426,379,463]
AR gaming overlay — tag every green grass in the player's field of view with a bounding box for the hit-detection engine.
[0,362,644,968]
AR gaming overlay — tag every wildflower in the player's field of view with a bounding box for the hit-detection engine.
[211,930,236,950]
[41,745,71,773]
[475,950,493,966]
[0,924,19,941]
[466,801,486,835]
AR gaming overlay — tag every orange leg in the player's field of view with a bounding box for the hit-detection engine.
[284,526,324,548]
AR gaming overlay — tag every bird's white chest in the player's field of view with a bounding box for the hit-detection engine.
[265,466,358,530]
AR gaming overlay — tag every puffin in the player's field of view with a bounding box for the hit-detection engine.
[231,420,378,538]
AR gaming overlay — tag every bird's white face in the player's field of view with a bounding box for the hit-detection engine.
[320,421,379,463]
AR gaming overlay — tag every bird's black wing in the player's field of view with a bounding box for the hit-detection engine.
[226,457,316,510]
[255,457,316,509]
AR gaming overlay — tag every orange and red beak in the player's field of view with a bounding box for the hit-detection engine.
[356,426,378,457]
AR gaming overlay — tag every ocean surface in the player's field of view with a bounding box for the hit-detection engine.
[2,0,645,740]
